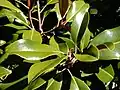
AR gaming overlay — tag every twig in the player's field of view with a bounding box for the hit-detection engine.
[37,0,43,33]
[15,0,29,9]
[28,9,35,29]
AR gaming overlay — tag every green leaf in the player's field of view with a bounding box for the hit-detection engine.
[90,8,98,14]
[28,77,46,90]
[0,49,3,54]
[0,66,12,80]
[118,62,120,69]
[59,37,75,48]
[59,43,68,54]
[91,26,120,46]
[46,78,62,90]
[47,0,58,4]
[75,54,98,62]
[80,27,90,52]
[0,40,6,46]
[71,4,89,44]
[0,9,28,25]
[22,30,42,43]
[4,24,27,30]
[0,53,9,64]
[99,42,120,60]
[68,70,90,90]
[52,3,62,21]
[50,36,59,51]
[87,44,99,59]
[0,0,20,12]
[0,75,27,90]
[6,39,63,60]
[28,56,66,83]
[96,65,114,83]
[66,1,85,22]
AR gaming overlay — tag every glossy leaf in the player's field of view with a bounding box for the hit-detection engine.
[6,39,63,60]
[50,36,59,51]
[0,9,15,22]
[0,66,12,80]
[66,1,85,22]
[28,56,66,83]
[87,44,99,59]
[28,77,46,90]
[80,27,90,52]
[0,0,20,12]
[96,65,114,83]
[103,42,115,50]
[46,78,62,90]
[22,30,42,43]
[4,24,27,30]
[99,42,120,60]
[75,54,98,62]
[0,75,27,90]
[68,70,90,90]
[0,40,6,46]
[59,37,75,48]
[71,4,89,43]
[91,26,120,46]
[0,9,28,25]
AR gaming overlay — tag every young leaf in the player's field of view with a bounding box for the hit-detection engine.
[80,27,90,52]
[0,66,12,80]
[6,39,63,61]
[71,4,89,44]
[0,0,21,12]
[50,36,59,51]
[59,37,75,48]
[66,1,85,22]
[96,66,114,83]
[75,54,98,62]
[46,78,62,90]
[68,70,90,90]
[0,40,6,46]
[28,56,66,83]
[91,26,120,46]
[52,3,62,21]
[22,30,42,43]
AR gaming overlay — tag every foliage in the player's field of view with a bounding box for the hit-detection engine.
[0,0,120,90]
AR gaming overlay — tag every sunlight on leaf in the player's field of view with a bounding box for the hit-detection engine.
[75,54,98,62]
[28,56,66,83]
[0,66,12,80]
[22,30,42,43]
[6,39,63,61]
[96,65,114,83]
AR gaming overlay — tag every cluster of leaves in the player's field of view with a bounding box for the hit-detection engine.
[0,0,120,90]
